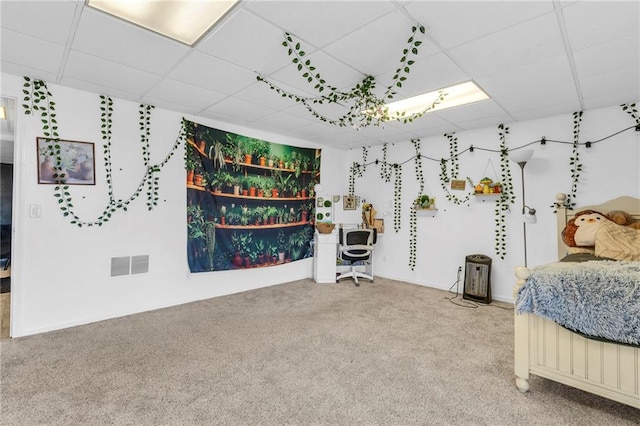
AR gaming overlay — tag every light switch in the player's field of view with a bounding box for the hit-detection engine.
[29,204,41,218]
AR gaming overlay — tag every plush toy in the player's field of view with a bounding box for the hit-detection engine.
[606,210,640,230]
[561,210,610,248]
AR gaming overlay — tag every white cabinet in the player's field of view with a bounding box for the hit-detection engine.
[313,231,337,283]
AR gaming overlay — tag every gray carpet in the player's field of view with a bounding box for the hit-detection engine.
[0,278,637,425]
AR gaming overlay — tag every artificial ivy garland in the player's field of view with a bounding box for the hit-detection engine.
[256,26,446,128]
[408,139,424,270]
[22,77,182,227]
[621,102,639,124]
[564,111,585,210]
[494,124,515,260]
[438,133,472,205]
[393,164,403,232]
[380,143,392,182]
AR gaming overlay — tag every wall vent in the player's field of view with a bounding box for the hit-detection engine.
[110,256,130,277]
[131,255,149,275]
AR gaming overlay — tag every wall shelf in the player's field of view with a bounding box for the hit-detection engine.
[474,194,502,202]
[216,221,310,230]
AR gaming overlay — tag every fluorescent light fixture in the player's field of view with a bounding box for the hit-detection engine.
[384,81,489,118]
[0,106,5,120]
[86,0,239,46]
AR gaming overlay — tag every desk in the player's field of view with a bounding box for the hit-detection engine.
[313,227,377,284]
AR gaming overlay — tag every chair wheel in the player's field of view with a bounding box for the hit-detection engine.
[370,280,374,283]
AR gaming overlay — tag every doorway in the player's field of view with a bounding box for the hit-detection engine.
[0,96,15,338]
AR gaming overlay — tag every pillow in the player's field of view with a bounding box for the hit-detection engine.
[561,210,608,248]
[595,220,640,261]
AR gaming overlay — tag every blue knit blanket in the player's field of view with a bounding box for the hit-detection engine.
[516,260,640,346]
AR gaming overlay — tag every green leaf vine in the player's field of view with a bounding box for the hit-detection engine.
[495,124,515,259]
[393,163,403,232]
[256,26,446,128]
[380,143,392,182]
[438,133,472,205]
[22,76,182,227]
[621,102,639,124]
[409,138,424,270]
[563,111,584,210]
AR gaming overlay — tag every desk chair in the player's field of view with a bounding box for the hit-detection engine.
[336,228,377,286]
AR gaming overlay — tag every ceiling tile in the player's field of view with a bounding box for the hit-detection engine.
[144,78,228,112]
[64,50,161,95]
[573,34,639,80]
[169,51,257,95]
[580,67,640,105]
[405,1,554,50]
[323,9,437,77]
[562,0,640,51]
[196,9,288,75]
[1,29,65,76]
[448,12,564,77]
[244,0,395,48]
[0,0,79,44]
[374,52,471,99]
[266,50,364,96]
[59,76,140,104]
[72,8,189,75]
[204,96,278,122]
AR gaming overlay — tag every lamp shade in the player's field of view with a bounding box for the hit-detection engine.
[509,149,534,164]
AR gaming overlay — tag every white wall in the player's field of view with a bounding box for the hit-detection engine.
[346,104,640,302]
[2,73,348,337]
[3,70,638,336]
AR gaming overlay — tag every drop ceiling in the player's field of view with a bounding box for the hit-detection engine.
[1,1,638,149]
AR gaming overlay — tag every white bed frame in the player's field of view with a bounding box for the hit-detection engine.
[514,194,640,409]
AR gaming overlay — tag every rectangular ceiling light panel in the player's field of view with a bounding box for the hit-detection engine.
[385,81,490,118]
[87,0,238,45]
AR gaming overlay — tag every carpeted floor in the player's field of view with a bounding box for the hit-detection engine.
[0,278,637,425]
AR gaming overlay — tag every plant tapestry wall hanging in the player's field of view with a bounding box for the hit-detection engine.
[184,119,320,272]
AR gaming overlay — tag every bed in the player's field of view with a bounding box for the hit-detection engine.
[513,193,640,409]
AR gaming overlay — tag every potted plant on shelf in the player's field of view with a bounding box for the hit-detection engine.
[193,160,205,187]
[276,230,287,262]
[266,206,278,225]
[230,232,253,268]
[414,194,435,210]
[185,144,199,185]
[208,140,226,169]
[252,139,270,167]
[254,239,266,265]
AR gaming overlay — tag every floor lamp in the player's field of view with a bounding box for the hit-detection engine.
[509,150,535,267]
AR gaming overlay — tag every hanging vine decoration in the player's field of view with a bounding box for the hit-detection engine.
[362,146,368,173]
[563,111,584,210]
[256,26,446,128]
[408,138,424,270]
[348,162,358,196]
[621,102,639,125]
[380,143,392,182]
[139,104,161,210]
[22,77,183,227]
[494,124,515,260]
[438,133,472,205]
[393,164,403,232]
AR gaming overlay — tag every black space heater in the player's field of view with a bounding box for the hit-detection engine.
[463,254,492,304]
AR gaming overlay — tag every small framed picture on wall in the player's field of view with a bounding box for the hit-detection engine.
[37,137,95,185]
[343,195,356,210]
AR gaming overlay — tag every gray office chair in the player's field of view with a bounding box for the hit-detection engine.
[336,228,377,286]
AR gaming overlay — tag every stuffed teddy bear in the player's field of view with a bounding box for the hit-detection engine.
[606,210,640,230]
[561,210,610,248]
